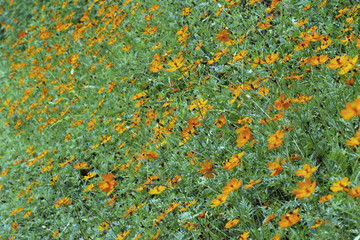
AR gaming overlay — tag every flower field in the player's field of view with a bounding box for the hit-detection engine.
[1,0,360,239]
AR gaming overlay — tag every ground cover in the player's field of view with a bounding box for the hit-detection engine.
[0,0,360,239]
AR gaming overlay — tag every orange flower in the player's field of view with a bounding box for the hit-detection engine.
[39,26,50,40]
[140,148,158,161]
[123,204,138,217]
[330,177,352,192]
[326,55,348,69]
[310,219,329,228]
[215,114,226,128]
[327,55,358,74]
[264,53,279,64]
[150,229,160,240]
[121,45,132,51]
[12,222,18,231]
[274,93,292,111]
[210,194,228,207]
[319,194,333,203]
[271,233,281,240]
[98,173,117,193]
[268,130,286,150]
[115,230,131,240]
[296,18,308,27]
[303,30,324,42]
[198,159,217,178]
[318,0,327,8]
[295,164,318,178]
[182,7,192,16]
[264,213,275,224]
[356,39,360,48]
[225,219,239,229]
[149,53,164,73]
[294,40,310,51]
[0,167,9,177]
[257,21,271,30]
[248,0,261,4]
[222,151,244,171]
[279,208,301,228]
[83,172,97,180]
[216,29,230,43]
[339,55,358,75]
[341,98,360,120]
[198,211,206,219]
[230,50,248,63]
[222,178,242,195]
[308,55,329,66]
[293,178,316,199]
[55,196,72,208]
[335,7,348,18]
[346,128,360,146]
[303,3,311,10]
[346,184,360,198]
[267,157,286,176]
[316,38,332,51]
[236,126,253,148]
[73,162,87,169]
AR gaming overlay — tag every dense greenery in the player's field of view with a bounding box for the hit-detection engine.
[1,0,360,239]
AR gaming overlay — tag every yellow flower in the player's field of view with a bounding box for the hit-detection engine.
[149,185,166,195]
[166,55,185,72]
[121,45,132,51]
[182,7,192,16]
[225,219,239,229]
[53,230,60,238]
[98,222,109,231]
[238,232,250,240]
